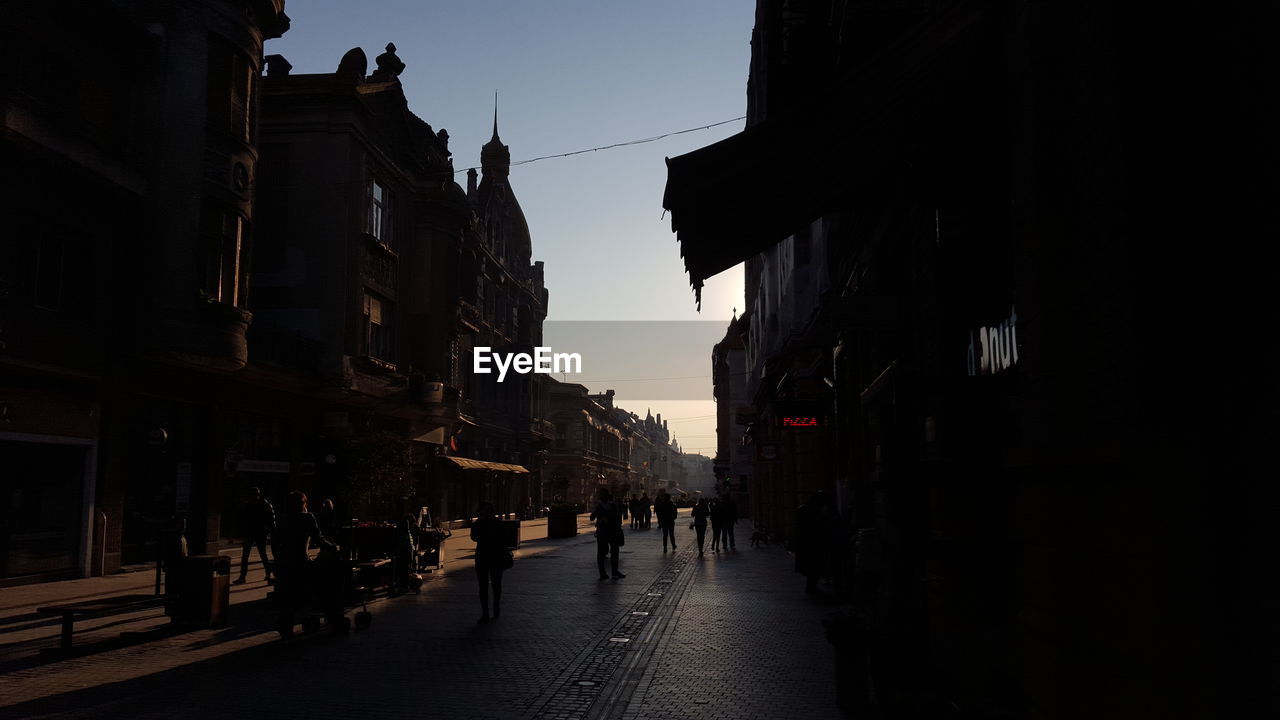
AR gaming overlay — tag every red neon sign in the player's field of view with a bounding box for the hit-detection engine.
[781,416,822,427]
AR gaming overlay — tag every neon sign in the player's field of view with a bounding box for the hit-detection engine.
[781,416,822,427]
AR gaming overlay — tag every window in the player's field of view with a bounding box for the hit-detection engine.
[363,291,393,362]
[201,204,249,307]
[368,180,392,249]
[207,34,255,143]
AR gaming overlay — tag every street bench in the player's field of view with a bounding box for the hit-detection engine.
[37,593,169,650]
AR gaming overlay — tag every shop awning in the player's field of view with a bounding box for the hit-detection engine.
[441,457,529,474]
[662,0,990,306]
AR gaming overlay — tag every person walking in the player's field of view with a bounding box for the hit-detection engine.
[655,491,678,551]
[691,497,711,555]
[640,492,652,529]
[630,495,642,529]
[590,488,626,579]
[271,491,337,636]
[471,502,508,622]
[709,497,724,552]
[235,486,275,585]
[721,493,738,549]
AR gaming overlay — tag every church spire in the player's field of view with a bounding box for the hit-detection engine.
[481,90,510,178]
[491,91,499,141]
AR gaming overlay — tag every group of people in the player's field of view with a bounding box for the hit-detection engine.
[687,494,738,555]
[582,488,740,585]
[235,486,338,586]
[624,493,653,529]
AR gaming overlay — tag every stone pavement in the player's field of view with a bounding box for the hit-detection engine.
[0,512,846,720]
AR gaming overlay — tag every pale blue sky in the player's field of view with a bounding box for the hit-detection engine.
[267,1,755,455]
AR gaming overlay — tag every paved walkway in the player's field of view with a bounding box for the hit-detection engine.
[0,512,845,720]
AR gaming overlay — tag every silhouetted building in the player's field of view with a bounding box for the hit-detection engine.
[712,312,752,510]
[665,1,1279,717]
[256,48,550,522]
[1,0,289,582]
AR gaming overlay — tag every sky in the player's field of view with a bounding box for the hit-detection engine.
[267,1,755,457]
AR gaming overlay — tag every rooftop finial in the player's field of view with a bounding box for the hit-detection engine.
[492,91,499,141]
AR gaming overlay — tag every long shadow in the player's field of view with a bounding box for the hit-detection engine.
[0,596,283,676]
[0,596,407,719]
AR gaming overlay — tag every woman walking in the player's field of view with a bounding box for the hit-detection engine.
[471,502,507,622]
[691,497,711,555]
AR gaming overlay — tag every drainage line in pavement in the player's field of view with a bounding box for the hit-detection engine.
[583,548,699,720]
[525,544,697,720]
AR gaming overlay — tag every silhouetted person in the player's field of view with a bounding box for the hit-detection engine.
[710,497,724,552]
[630,495,642,529]
[691,498,711,555]
[794,492,829,594]
[471,502,506,622]
[590,488,625,579]
[721,493,738,549]
[655,491,678,551]
[640,492,652,529]
[271,491,336,636]
[235,486,275,585]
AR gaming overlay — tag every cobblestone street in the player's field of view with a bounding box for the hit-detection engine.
[0,514,844,720]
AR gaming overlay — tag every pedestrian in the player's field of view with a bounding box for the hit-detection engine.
[630,495,642,529]
[589,487,626,579]
[640,492,652,529]
[690,497,711,555]
[235,486,275,585]
[471,501,508,622]
[710,497,725,551]
[271,491,337,636]
[794,492,829,594]
[721,493,738,549]
[655,491,678,551]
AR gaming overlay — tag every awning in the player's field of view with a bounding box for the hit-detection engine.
[662,0,990,306]
[441,457,529,474]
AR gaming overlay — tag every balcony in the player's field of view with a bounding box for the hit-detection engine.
[420,383,461,424]
[152,301,251,372]
[528,418,555,440]
[457,300,483,332]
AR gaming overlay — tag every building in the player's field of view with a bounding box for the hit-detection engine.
[545,383,632,505]
[711,312,753,513]
[256,45,551,523]
[665,1,1278,717]
[1,0,290,583]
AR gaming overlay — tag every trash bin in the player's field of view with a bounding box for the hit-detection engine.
[176,554,231,627]
[500,518,521,549]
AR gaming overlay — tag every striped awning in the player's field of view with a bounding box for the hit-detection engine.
[441,456,529,474]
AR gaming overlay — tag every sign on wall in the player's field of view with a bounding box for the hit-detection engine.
[967,305,1019,376]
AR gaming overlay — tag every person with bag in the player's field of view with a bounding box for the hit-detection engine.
[471,502,509,622]
[589,488,626,579]
[235,486,275,585]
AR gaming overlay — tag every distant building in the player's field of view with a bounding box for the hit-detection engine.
[546,383,631,506]
[712,312,752,509]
